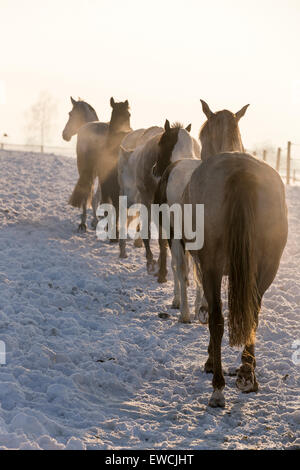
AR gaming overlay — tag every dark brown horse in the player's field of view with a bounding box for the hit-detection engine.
[65,98,132,233]
[181,100,288,407]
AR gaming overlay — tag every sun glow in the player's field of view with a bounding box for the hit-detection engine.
[0,0,300,149]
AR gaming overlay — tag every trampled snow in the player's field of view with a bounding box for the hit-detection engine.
[0,150,299,449]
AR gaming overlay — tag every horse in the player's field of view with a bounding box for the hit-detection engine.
[118,120,200,277]
[118,126,165,257]
[62,97,107,231]
[96,100,162,241]
[67,97,146,236]
[175,100,288,408]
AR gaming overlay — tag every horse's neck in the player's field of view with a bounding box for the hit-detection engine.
[109,118,131,135]
[86,110,99,123]
[82,104,98,124]
[171,131,195,163]
[201,135,244,161]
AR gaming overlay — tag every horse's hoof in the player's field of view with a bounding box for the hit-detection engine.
[209,390,225,408]
[134,238,143,248]
[195,306,208,324]
[178,314,191,324]
[119,252,128,259]
[236,364,258,393]
[157,275,167,284]
[78,223,87,233]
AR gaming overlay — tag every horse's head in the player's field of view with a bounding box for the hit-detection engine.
[199,99,249,160]
[109,97,131,134]
[62,97,98,141]
[153,120,192,177]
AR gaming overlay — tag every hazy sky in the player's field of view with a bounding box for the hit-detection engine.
[0,0,300,151]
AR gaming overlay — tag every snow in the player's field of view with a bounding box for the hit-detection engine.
[0,149,299,450]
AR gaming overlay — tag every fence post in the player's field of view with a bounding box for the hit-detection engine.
[287,141,291,185]
[293,169,296,184]
[276,147,281,172]
[263,150,267,161]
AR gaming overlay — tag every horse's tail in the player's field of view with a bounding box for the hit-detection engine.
[225,170,260,347]
[69,156,95,209]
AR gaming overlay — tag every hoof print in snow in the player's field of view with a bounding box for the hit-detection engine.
[96,357,115,363]
[158,312,170,319]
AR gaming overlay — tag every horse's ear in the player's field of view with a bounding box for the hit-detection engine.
[124,100,129,108]
[235,104,250,121]
[164,119,171,132]
[200,99,214,119]
[71,97,77,106]
[110,97,115,108]
[185,123,192,133]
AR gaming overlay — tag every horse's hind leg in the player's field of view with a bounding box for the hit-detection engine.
[119,209,128,259]
[202,265,225,407]
[91,182,101,230]
[108,187,119,243]
[193,262,208,324]
[236,301,260,392]
[236,260,278,393]
[170,242,180,309]
[236,340,259,393]
[78,204,87,233]
[157,217,168,283]
[134,223,143,248]
[171,240,190,323]
[157,237,168,283]
[143,238,156,273]
[141,202,155,273]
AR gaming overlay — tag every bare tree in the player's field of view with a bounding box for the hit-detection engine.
[25,91,57,151]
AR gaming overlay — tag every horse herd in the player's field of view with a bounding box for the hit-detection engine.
[62,97,288,408]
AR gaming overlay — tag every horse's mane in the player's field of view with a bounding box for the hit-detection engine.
[77,99,97,116]
[74,98,98,121]
[171,122,184,129]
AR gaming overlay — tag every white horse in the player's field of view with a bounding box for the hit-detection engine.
[118,120,200,280]
[152,124,207,323]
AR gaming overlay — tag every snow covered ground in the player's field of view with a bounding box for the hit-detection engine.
[0,150,299,450]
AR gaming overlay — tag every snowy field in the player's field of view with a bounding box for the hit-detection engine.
[0,150,299,450]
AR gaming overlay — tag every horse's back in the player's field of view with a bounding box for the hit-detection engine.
[78,121,108,140]
[121,126,163,151]
[77,121,109,155]
[189,152,285,207]
[121,129,146,150]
